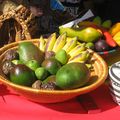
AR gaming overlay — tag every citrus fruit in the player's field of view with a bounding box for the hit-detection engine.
[35,67,48,80]
[86,42,94,49]
[26,60,40,71]
[56,62,90,90]
[55,49,68,65]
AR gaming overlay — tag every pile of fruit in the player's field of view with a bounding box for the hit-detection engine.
[1,33,93,90]
[59,16,119,53]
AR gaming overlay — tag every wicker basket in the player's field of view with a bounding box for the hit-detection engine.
[0,4,38,47]
[0,39,108,103]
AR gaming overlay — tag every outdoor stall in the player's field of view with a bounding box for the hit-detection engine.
[0,1,120,120]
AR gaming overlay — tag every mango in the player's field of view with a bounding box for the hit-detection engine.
[59,27,102,42]
[56,62,90,90]
[18,42,44,64]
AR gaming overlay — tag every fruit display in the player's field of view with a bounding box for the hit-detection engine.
[59,16,119,53]
[1,33,94,90]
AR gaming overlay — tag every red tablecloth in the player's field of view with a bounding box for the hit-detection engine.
[0,83,119,120]
[1,50,120,120]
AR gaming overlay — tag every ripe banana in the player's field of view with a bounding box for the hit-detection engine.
[62,37,77,53]
[52,32,67,53]
[39,36,46,52]
[45,33,56,52]
[68,43,86,58]
[66,36,82,46]
[68,51,90,63]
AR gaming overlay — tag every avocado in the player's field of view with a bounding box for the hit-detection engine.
[18,42,44,64]
[10,64,36,86]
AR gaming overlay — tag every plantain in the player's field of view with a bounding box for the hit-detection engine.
[68,43,86,58]
[52,32,67,53]
[68,51,90,63]
[63,37,77,53]
[45,33,56,52]
[38,36,46,52]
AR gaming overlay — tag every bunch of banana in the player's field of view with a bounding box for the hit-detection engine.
[68,43,86,58]
[62,37,77,53]
[52,32,67,53]
[109,23,120,46]
[68,51,90,64]
[38,32,91,64]
[45,33,57,52]
[39,36,46,52]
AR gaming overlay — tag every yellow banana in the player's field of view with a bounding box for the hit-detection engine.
[67,36,82,46]
[63,37,77,53]
[52,32,67,53]
[39,36,46,52]
[45,33,56,52]
[68,51,90,63]
[68,43,86,58]
[66,37,72,42]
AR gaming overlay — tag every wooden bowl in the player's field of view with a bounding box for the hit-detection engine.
[0,39,108,103]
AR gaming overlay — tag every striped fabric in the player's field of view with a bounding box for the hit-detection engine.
[109,61,120,105]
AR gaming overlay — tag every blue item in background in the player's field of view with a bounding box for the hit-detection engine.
[50,0,65,11]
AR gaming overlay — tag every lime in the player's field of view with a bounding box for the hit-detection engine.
[86,42,94,49]
[56,62,90,90]
[26,60,40,71]
[55,49,68,65]
[35,67,48,81]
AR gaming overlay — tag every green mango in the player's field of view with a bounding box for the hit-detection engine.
[93,16,102,25]
[18,42,44,64]
[59,27,102,42]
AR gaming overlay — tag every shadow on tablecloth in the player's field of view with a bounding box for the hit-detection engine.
[37,84,118,114]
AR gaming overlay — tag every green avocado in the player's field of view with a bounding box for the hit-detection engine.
[10,64,36,86]
[18,42,44,64]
